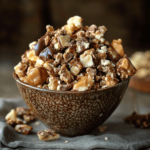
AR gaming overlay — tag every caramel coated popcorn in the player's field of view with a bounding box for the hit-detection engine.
[14,16,136,91]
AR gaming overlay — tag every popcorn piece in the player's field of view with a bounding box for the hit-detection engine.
[23,114,36,123]
[111,39,124,57]
[107,47,120,62]
[26,50,39,62]
[63,48,77,62]
[65,16,83,34]
[80,48,95,68]
[116,57,137,80]
[73,75,94,91]
[14,62,27,78]
[35,58,44,68]
[29,41,37,50]
[46,25,54,32]
[58,64,74,83]
[57,84,72,91]
[48,76,60,90]
[38,129,60,141]
[76,73,84,81]
[76,38,90,53]
[20,76,29,84]
[15,124,33,135]
[69,59,83,76]
[57,35,70,47]
[43,59,54,71]
[101,59,111,66]
[27,68,48,86]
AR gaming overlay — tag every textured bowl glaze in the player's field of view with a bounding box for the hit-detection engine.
[13,72,130,136]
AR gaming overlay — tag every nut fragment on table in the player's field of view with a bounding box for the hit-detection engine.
[15,124,33,135]
[37,129,60,141]
[23,114,36,123]
[16,107,33,116]
[124,112,150,129]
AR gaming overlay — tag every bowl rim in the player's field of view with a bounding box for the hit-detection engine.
[13,72,130,94]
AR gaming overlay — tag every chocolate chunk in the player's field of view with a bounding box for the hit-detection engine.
[34,36,46,56]
[39,46,55,61]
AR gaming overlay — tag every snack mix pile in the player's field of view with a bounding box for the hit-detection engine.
[14,16,136,91]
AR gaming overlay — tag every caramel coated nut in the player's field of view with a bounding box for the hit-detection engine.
[54,53,63,66]
[15,124,33,135]
[116,57,136,80]
[35,58,44,68]
[43,60,54,74]
[7,118,24,126]
[37,129,60,141]
[5,109,17,121]
[46,25,54,32]
[14,62,27,78]
[27,68,48,86]
[96,46,107,60]
[73,75,94,91]
[57,35,70,47]
[26,50,39,62]
[29,41,37,50]
[16,107,32,116]
[48,76,60,90]
[23,114,36,123]
[57,84,72,91]
[67,16,83,29]
[104,76,119,86]
[111,39,124,57]
[80,48,95,68]
[58,64,74,83]
[45,36,51,46]
[69,59,83,76]
[107,47,120,62]
[76,37,90,53]
[86,68,97,78]
[63,48,77,62]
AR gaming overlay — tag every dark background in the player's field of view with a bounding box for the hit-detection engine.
[0,0,150,97]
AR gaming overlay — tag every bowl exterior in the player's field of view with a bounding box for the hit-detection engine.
[14,74,129,136]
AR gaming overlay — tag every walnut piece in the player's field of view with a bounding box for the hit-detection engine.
[15,124,33,135]
[111,39,124,57]
[23,114,36,123]
[48,76,60,90]
[14,62,27,78]
[16,107,32,116]
[116,57,137,80]
[58,64,74,83]
[37,129,60,141]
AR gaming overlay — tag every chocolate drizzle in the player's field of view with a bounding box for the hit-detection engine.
[34,36,46,56]
[39,46,59,62]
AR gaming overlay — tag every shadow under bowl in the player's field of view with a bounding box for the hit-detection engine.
[13,72,130,136]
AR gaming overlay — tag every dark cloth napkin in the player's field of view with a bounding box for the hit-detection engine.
[0,90,150,150]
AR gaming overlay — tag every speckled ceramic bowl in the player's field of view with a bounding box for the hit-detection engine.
[13,72,130,136]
